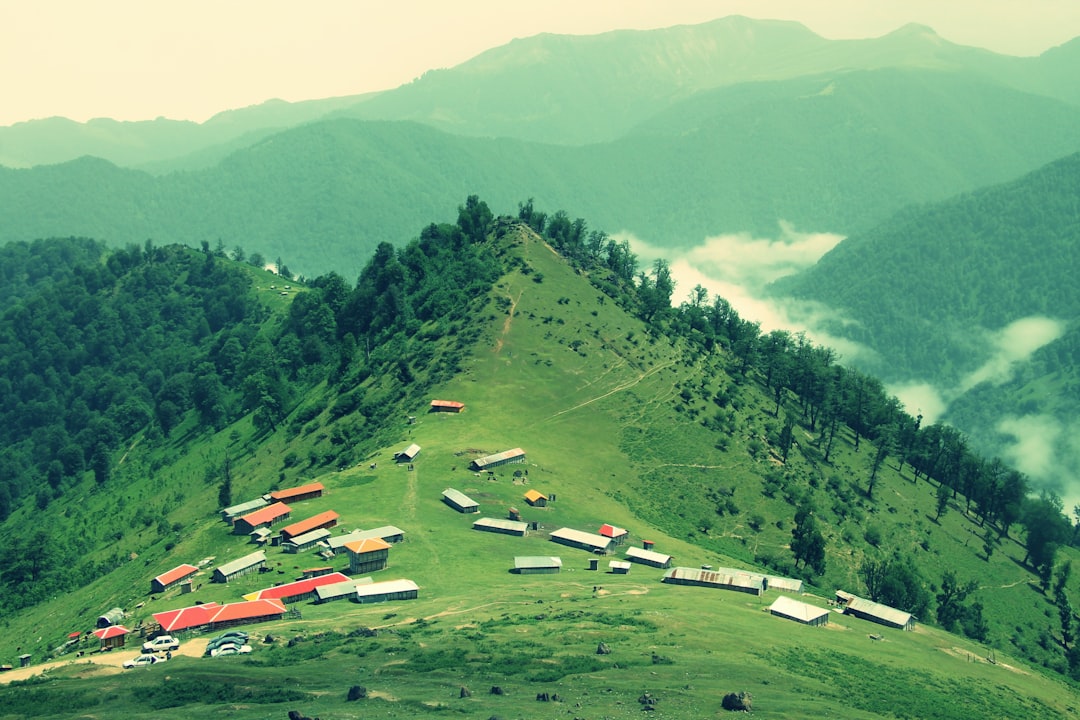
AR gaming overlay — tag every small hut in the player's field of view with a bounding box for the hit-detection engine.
[92,625,130,650]
[523,489,548,507]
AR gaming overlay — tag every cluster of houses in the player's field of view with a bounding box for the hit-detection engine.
[122,398,914,655]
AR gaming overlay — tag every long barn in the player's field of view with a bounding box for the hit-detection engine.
[469,448,526,471]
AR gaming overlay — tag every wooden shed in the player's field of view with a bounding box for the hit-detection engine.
[469,448,526,471]
[430,400,465,413]
[394,443,421,463]
[442,488,479,513]
[92,625,130,650]
[233,502,292,535]
[212,550,267,583]
[523,489,548,507]
[270,481,325,504]
[150,563,199,594]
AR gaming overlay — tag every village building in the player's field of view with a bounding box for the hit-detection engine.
[609,560,631,574]
[598,523,629,545]
[92,625,130,650]
[624,546,673,569]
[768,595,830,626]
[469,448,526,471]
[344,537,391,574]
[836,590,915,630]
[279,510,340,544]
[153,599,287,633]
[314,576,374,603]
[394,443,421,463]
[302,566,335,579]
[442,488,480,513]
[328,526,406,554]
[150,564,199,594]
[764,575,804,593]
[354,578,419,604]
[96,608,125,628]
[430,400,465,413]
[523,489,548,507]
[212,550,267,583]
[269,481,325,504]
[661,566,765,596]
[514,556,563,574]
[233,502,292,536]
[472,517,529,536]
[549,527,614,555]
[221,497,269,523]
[243,572,352,604]
[249,527,273,545]
[282,527,332,553]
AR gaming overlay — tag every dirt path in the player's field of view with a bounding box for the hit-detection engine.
[546,360,676,420]
[0,638,209,684]
[493,289,522,355]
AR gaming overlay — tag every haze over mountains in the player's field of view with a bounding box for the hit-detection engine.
[3,15,1080,500]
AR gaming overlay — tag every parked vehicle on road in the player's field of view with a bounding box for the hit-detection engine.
[123,654,164,669]
[142,635,180,653]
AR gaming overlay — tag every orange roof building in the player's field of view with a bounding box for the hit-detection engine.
[270,482,325,503]
[430,400,465,413]
[344,537,391,575]
[523,489,548,507]
[233,502,292,535]
[150,563,199,594]
[280,510,340,542]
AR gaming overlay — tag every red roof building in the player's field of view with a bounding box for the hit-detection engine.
[233,502,292,535]
[280,510,339,542]
[150,563,199,594]
[152,599,286,633]
[92,625,131,649]
[243,572,352,604]
[598,524,629,544]
[270,482,325,503]
[430,400,465,413]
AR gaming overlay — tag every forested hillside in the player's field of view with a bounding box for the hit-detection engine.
[2,199,1078,698]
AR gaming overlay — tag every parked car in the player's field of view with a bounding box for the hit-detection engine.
[210,643,252,657]
[142,635,180,653]
[204,632,250,656]
[123,654,164,669]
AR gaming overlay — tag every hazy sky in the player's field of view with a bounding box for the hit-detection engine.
[3,0,1080,126]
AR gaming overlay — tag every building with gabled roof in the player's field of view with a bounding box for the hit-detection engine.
[624,546,673,569]
[549,527,613,555]
[523,489,548,507]
[514,556,562,574]
[314,576,374,603]
[212,551,267,583]
[430,400,465,413]
[473,517,528,536]
[609,560,631,574]
[354,578,419,604]
[92,625,130,650]
[469,448,526,471]
[243,571,352,604]
[233,502,292,535]
[442,488,479,513]
[282,527,332,553]
[662,566,765,596]
[270,481,324,503]
[279,510,339,543]
[343,537,391,574]
[598,523,629,544]
[764,575,804,593]
[222,497,269,523]
[836,591,915,630]
[768,595,830,626]
[328,526,406,553]
[153,599,288,633]
[150,564,199,594]
[394,443,421,462]
[153,603,220,632]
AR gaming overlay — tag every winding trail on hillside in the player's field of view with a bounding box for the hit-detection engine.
[545,360,676,420]
[493,289,522,355]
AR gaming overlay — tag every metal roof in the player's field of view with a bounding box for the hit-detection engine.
[514,556,563,569]
[223,498,269,517]
[243,572,351,601]
[281,510,339,538]
[328,526,405,549]
[395,443,421,459]
[609,560,632,570]
[284,527,332,546]
[662,566,766,591]
[473,517,529,533]
[471,448,526,469]
[625,546,672,564]
[270,482,325,501]
[843,594,914,628]
[235,502,291,527]
[549,527,613,550]
[314,576,375,602]
[442,488,478,507]
[343,537,391,555]
[153,564,199,587]
[768,595,830,624]
[214,550,267,577]
[764,575,804,592]
[354,578,419,599]
[598,523,628,538]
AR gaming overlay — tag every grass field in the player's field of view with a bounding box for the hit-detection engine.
[1,225,1078,717]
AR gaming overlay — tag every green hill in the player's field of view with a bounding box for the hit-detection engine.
[0,201,1077,717]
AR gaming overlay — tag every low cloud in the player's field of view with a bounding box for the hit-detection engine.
[886,382,949,425]
[959,317,1066,391]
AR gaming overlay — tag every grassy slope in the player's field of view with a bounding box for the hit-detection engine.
[0,227,1077,718]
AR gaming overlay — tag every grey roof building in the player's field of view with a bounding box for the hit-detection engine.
[549,527,614,554]
[514,556,563,574]
[212,551,267,583]
[442,488,479,513]
[473,517,528,536]
[768,595,830,626]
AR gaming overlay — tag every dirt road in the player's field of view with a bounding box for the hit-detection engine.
[0,637,209,684]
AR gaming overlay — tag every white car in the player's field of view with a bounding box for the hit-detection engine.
[209,643,252,657]
[123,654,164,669]
[142,635,180,653]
